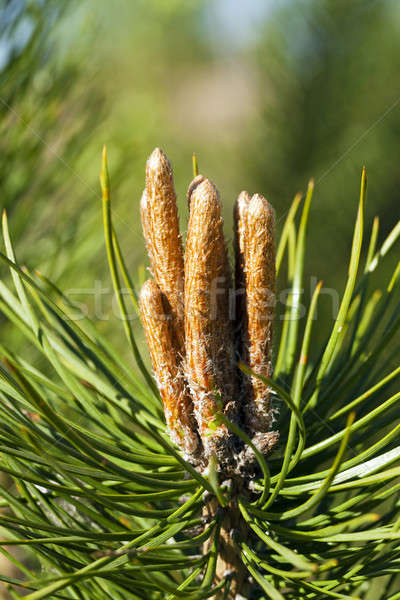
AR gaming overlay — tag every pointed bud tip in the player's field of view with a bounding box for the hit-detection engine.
[149,146,163,159]
[190,174,205,185]
[248,193,274,219]
[187,174,206,208]
[147,147,170,171]
[234,191,251,218]
[237,190,251,204]
[191,177,219,204]
[140,279,160,302]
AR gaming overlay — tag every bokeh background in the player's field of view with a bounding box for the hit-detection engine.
[1,0,400,596]
[2,0,400,341]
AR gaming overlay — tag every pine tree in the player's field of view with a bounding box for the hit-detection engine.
[0,146,399,599]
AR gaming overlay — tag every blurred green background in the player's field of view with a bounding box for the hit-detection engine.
[1,0,400,350]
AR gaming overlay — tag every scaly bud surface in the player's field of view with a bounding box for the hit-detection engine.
[139,279,200,460]
[141,148,185,351]
[234,190,251,338]
[241,193,276,433]
[185,178,238,460]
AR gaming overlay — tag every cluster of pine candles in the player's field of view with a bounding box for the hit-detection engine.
[1,144,399,599]
[139,148,278,477]
[138,148,283,593]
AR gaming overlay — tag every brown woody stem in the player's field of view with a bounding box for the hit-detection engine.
[203,494,250,599]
